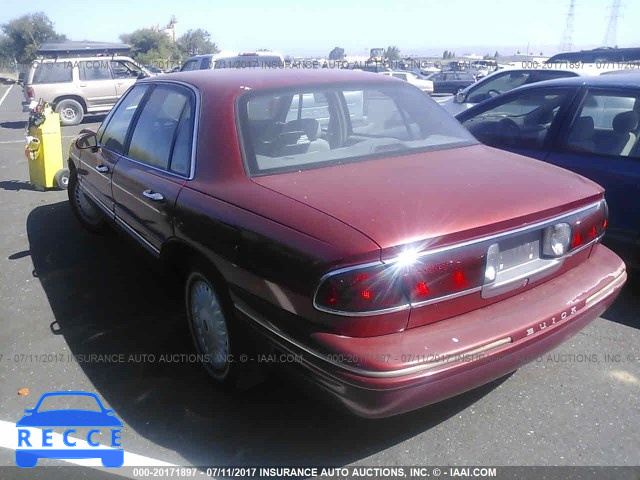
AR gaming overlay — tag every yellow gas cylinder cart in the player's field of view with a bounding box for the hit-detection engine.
[24,100,69,191]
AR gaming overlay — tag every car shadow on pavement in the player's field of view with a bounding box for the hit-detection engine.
[1,120,26,130]
[26,201,509,467]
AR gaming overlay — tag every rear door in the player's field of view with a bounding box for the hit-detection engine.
[78,84,149,215]
[546,88,640,246]
[111,83,196,253]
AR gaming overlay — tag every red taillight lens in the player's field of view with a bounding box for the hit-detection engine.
[315,263,408,314]
[567,200,608,252]
[27,87,34,99]
[315,246,486,314]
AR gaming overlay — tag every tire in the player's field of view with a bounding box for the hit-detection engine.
[67,169,107,233]
[55,99,84,126]
[54,168,70,190]
[185,268,246,384]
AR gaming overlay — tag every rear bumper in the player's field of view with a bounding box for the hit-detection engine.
[235,244,626,418]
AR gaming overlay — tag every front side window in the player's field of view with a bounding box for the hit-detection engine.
[461,89,571,150]
[99,84,149,153]
[240,83,477,176]
[110,60,141,79]
[78,60,112,81]
[126,85,194,171]
[565,91,640,157]
[467,71,531,103]
[32,62,73,84]
[181,59,199,71]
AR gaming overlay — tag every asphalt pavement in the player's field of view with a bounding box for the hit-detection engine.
[0,82,638,478]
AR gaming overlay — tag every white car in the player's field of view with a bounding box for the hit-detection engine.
[381,71,434,94]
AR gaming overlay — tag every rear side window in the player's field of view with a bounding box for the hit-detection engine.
[126,85,194,172]
[565,91,640,157]
[99,85,149,154]
[32,62,73,84]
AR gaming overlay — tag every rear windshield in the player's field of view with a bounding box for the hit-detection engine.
[213,55,283,69]
[239,82,477,176]
[32,62,73,84]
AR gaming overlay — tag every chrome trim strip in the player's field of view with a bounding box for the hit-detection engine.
[410,286,483,308]
[585,272,626,306]
[235,301,512,378]
[313,200,605,316]
[114,217,160,256]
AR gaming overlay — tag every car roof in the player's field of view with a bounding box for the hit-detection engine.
[151,68,399,94]
[503,72,640,91]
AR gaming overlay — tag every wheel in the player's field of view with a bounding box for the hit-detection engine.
[54,168,70,190]
[55,99,84,126]
[67,169,107,233]
[185,269,244,384]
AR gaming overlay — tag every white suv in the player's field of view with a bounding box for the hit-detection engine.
[22,56,151,126]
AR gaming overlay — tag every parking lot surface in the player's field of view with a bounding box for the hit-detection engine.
[0,83,638,476]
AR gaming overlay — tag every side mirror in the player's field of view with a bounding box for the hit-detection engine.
[24,409,33,414]
[137,71,149,79]
[75,131,98,150]
[455,91,466,103]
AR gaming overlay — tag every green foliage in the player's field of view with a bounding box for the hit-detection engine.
[0,12,66,63]
[329,47,345,60]
[120,28,180,65]
[442,50,449,59]
[177,29,218,56]
[385,45,400,61]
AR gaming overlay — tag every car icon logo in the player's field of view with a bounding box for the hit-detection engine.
[15,391,123,468]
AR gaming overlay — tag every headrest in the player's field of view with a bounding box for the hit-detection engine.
[612,111,639,134]
[570,116,594,140]
[282,118,320,141]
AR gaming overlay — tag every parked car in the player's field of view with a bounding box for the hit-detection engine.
[456,74,640,267]
[181,51,285,71]
[22,43,152,126]
[437,68,583,115]
[425,70,476,95]
[67,69,625,418]
[380,70,434,93]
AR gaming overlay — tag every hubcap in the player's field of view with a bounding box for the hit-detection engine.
[190,279,229,373]
[73,182,101,224]
[61,106,77,121]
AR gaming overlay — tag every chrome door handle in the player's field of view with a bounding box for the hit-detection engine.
[96,165,109,173]
[143,189,164,201]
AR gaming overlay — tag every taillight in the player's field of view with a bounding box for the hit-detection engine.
[314,245,487,315]
[27,87,34,99]
[565,199,608,253]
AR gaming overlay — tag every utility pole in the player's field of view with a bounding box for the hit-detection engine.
[560,0,576,52]
[603,0,621,47]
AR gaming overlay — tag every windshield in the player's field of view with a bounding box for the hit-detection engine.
[239,83,477,176]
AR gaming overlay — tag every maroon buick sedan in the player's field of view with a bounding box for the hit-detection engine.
[67,69,626,418]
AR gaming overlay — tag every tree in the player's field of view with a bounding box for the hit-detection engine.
[385,45,400,61]
[442,50,449,59]
[329,47,345,61]
[120,28,180,65]
[1,12,66,63]
[494,51,500,58]
[177,29,217,56]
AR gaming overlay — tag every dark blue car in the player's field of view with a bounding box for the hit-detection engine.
[16,391,123,468]
[456,74,640,266]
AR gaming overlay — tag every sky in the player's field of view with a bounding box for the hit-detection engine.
[0,0,637,57]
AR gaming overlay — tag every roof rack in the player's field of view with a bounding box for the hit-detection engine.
[37,41,132,58]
